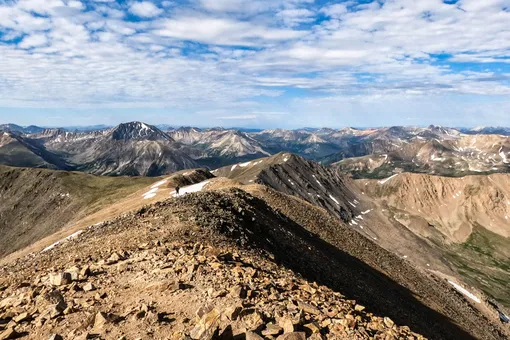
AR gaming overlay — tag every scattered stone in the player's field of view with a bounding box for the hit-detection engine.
[224,306,242,321]
[276,332,306,340]
[262,323,283,336]
[303,322,320,334]
[278,317,295,333]
[246,331,264,340]
[83,282,96,292]
[49,272,72,286]
[354,305,365,312]
[0,328,17,340]
[93,312,110,329]
[13,312,29,323]
[298,302,320,315]
[190,308,220,340]
[48,334,63,340]
[80,266,91,278]
[384,317,395,328]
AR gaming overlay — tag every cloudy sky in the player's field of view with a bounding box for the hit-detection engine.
[1,0,510,128]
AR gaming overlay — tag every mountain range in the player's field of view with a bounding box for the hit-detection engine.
[0,122,509,339]
[1,122,509,178]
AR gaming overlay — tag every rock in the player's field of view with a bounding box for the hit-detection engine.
[242,311,264,331]
[13,312,30,323]
[384,317,395,328]
[49,334,64,340]
[303,322,320,334]
[224,306,242,321]
[276,332,306,340]
[49,272,72,286]
[37,290,67,319]
[83,282,96,292]
[189,308,220,340]
[0,328,17,340]
[297,301,320,315]
[66,266,81,281]
[262,323,283,336]
[354,304,365,312]
[0,298,16,310]
[106,253,123,265]
[80,266,91,278]
[278,317,295,333]
[93,312,110,329]
[245,331,264,340]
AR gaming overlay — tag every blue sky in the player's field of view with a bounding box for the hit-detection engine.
[1,0,510,128]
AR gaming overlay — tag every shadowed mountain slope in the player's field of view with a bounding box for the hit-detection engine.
[1,187,508,339]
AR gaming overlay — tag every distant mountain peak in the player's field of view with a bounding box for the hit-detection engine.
[109,122,172,141]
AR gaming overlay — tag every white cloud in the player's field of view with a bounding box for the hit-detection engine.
[18,34,48,48]
[155,16,305,46]
[0,0,510,127]
[129,1,163,18]
[67,1,84,9]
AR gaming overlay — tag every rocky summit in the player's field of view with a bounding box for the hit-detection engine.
[0,185,508,340]
[0,199,424,340]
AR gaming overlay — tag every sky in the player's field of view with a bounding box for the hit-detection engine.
[1,0,510,128]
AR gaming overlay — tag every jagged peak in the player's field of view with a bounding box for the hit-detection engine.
[108,122,172,141]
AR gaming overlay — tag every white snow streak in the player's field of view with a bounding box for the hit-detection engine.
[143,187,159,199]
[42,230,84,253]
[329,195,340,205]
[151,180,167,189]
[448,281,481,303]
[379,174,398,185]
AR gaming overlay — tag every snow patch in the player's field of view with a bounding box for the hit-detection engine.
[379,174,398,185]
[172,180,210,197]
[448,281,481,303]
[42,230,84,253]
[239,161,251,167]
[151,180,167,189]
[231,164,238,171]
[143,187,159,199]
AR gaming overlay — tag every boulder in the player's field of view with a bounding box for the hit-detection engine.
[49,273,72,286]
[189,308,220,340]
[276,332,306,340]
[0,328,17,340]
[83,283,96,292]
[245,331,263,340]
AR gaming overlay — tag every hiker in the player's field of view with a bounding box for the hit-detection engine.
[175,186,180,196]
